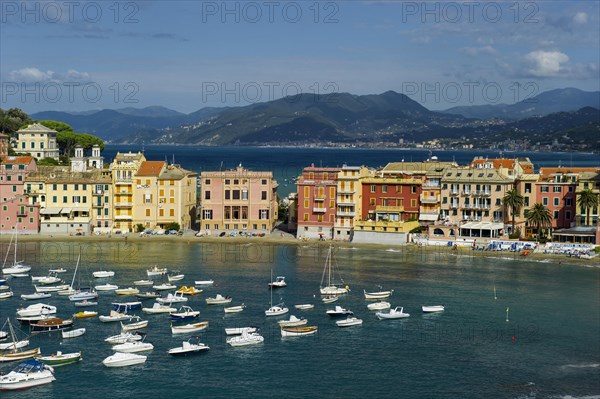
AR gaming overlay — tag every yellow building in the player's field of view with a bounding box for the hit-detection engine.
[25,166,112,235]
[16,124,59,160]
[133,161,197,231]
[110,152,145,233]
[334,165,370,241]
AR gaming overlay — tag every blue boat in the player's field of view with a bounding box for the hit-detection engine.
[112,302,142,311]
[170,306,200,321]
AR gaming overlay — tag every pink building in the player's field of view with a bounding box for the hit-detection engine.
[535,169,577,229]
[0,155,40,234]
[296,165,341,239]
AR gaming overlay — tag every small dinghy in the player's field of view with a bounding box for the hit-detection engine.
[95,284,118,291]
[73,311,97,319]
[143,303,176,314]
[120,316,148,332]
[171,321,209,335]
[99,310,132,323]
[367,301,391,311]
[422,305,445,313]
[62,328,86,339]
[136,291,161,299]
[224,327,257,336]
[322,295,339,304]
[133,279,153,286]
[294,304,314,310]
[277,315,307,327]
[93,271,115,278]
[153,283,177,291]
[376,306,410,320]
[36,351,82,366]
[20,292,51,301]
[74,300,97,307]
[224,304,245,313]
[280,326,318,337]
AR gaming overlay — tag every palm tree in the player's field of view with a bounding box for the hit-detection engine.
[503,189,525,235]
[577,189,599,226]
[526,203,552,241]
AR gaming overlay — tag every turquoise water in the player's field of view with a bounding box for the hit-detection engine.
[1,241,599,398]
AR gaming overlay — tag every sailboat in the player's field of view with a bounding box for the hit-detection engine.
[265,270,288,317]
[319,246,348,295]
[0,319,40,363]
[2,228,32,275]
[67,251,97,301]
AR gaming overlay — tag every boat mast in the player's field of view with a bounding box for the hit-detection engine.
[71,251,81,290]
[328,246,332,287]
[14,225,18,266]
[1,230,14,269]
[7,318,19,353]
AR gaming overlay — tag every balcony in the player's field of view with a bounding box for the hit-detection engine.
[337,189,354,194]
[336,211,356,217]
[17,210,28,217]
[114,214,133,220]
[313,197,325,202]
[450,203,459,209]
[115,179,133,185]
[313,207,326,213]
[461,191,471,196]
[118,190,132,195]
[375,205,404,213]
[422,182,440,188]
[92,203,104,208]
[337,201,355,206]
[420,194,440,204]
[450,190,460,196]
[92,190,104,196]
[114,202,132,208]
[475,190,492,196]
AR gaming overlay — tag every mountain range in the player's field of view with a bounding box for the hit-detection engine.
[30,88,599,149]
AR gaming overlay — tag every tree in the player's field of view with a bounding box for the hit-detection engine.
[37,120,104,156]
[165,222,181,232]
[0,108,32,134]
[577,189,599,226]
[526,203,552,241]
[503,189,525,235]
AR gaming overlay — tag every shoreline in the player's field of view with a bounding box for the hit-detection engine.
[3,233,598,267]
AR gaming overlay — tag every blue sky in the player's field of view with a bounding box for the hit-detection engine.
[1,1,598,113]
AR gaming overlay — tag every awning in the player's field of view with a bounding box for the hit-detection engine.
[40,207,62,215]
[461,222,504,230]
[60,208,72,214]
[71,207,89,212]
[419,214,438,221]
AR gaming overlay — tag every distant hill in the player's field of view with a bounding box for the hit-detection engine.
[113,106,185,118]
[443,88,600,120]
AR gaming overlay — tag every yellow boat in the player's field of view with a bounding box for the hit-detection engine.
[175,286,203,296]
[73,311,98,319]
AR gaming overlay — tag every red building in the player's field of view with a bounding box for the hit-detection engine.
[1,155,40,234]
[535,169,577,229]
[296,165,340,239]
[360,175,422,222]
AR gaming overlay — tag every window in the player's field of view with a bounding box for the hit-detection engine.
[304,199,309,208]
[74,184,79,191]
[82,196,87,204]
[234,179,239,185]
[145,194,152,204]
[566,198,572,206]
[553,210,559,219]
[260,210,269,219]
[225,179,230,184]
[232,190,240,200]
[203,210,213,219]
[303,187,309,197]
[382,185,387,193]
[225,190,230,200]
[261,191,267,200]
[330,200,335,209]
[370,185,375,193]
[63,196,67,203]
[554,198,559,206]
[553,186,561,193]
[205,191,211,200]
[262,179,267,185]
[170,209,174,217]
[369,198,375,206]
[541,186,549,193]
[568,186,574,192]
[52,196,57,203]
[205,179,211,185]
[303,213,308,221]
[63,184,67,190]
[242,190,248,200]
[566,211,571,219]
[73,196,81,203]
[411,186,417,194]
[543,198,548,206]
[411,199,416,207]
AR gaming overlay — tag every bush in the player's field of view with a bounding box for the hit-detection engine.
[135,224,145,233]
[594,246,600,254]
[165,222,180,232]
[509,227,521,239]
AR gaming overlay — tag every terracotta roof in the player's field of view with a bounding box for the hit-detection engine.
[1,155,34,164]
[137,161,165,177]
[470,158,515,169]
[539,167,600,177]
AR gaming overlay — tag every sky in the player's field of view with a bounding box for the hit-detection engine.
[1,1,599,114]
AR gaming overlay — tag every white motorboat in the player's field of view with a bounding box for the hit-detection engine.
[168,339,209,356]
[121,316,148,332]
[104,332,143,344]
[102,352,147,367]
[294,304,314,310]
[152,283,177,291]
[136,291,161,299]
[167,273,185,282]
[227,330,264,347]
[265,304,289,317]
[133,279,153,286]
[376,306,410,320]
[0,359,55,390]
[48,268,67,273]
[0,291,13,299]
[280,326,318,337]
[268,276,287,288]
[147,265,167,276]
[422,305,445,313]
[36,351,82,367]
[194,279,214,285]
[16,303,57,318]
[115,287,140,295]
[224,327,257,336]
[95,284,119,291]
[34,276,62,285]
[319,245,348,295]
[326,306,353,317]
[93,270,115,278]
[61,328,86,339]
[322,295,339,304]
[0,339,29,351]
[143,303,176,314]
[206,294,232,305]
[35,284,69,293]
[171,321,209,335]
[156,292,188,304]
[170,305,200,321]
[367,301,391,311]
[336,316,363,327]
[363,287,393,300]
[112,341,154,353]
[277,315,307,327]
[99,310,132,323]
[224,304,245,313]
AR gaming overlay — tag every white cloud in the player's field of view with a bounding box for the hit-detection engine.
[573,12,588,25]
[7,67,91,83]
[524,50,570,77]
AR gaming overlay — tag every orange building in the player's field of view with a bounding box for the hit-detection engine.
[296,165,340,239]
